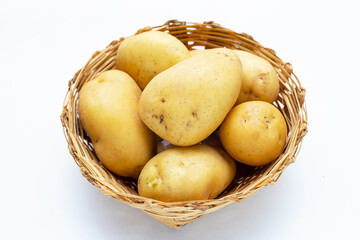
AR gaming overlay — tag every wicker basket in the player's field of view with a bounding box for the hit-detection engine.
[61,20,308,229]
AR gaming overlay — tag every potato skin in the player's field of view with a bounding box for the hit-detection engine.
[233,50,279,104]
[220,101,287,166]
[139,48,242,146]
[138,144,236,202]
[190,49,279,104]
[189,49,204,57]
[78,70,155,178]
[116,31,190,90]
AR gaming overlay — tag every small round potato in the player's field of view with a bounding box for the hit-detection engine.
[117,31,190,90]
[138,144,236,202]
[220,101,287,166]
[233,50,279,104]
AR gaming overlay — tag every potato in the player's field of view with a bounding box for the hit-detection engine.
[139,48,242,146]
[233,50,279,104]
[219,101,287,166]
[189,49,204,57]
[189,49,279,104]
[116,31,190,90]
[138,144,236,202]
[78,70,155,178]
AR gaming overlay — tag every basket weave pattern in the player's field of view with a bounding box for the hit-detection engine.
[61,20,308,229]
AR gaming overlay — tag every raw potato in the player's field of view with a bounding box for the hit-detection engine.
[220,101,287,166]
[189,49,204,57]
[138,144,236,202]
[78,70,155,178]
[139,48,242,146]
[190,49,279,104]
[116,31,190,90]
[233,50,279,104]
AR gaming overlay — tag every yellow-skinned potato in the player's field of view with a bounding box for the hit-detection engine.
[233,50,279,104]
[139,48,242,146]
[116,31,190,90]
[138,144,236,202]
[78,70,156,178]
[189,49,204,57]
[220,101,287,166]
[189,49,279,104]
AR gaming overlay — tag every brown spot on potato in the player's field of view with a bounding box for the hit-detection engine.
[160,115,164,123]
[264,116,271,123]
[161,98,166,103]
[186,121,192,127]
[259,73,269,82]
[152,115,158,118]
[192,111,199,119]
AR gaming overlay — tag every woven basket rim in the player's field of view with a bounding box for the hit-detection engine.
[60,19,308,229]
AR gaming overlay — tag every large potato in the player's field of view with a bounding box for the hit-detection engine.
[139,48,242,146]
[138,144,236,202]
[116,31,190,90]
[78,70,155,178]
[219,101,287,166]
[233,50,279,104]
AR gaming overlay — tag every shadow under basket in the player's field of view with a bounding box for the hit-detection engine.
[60,20,308,229]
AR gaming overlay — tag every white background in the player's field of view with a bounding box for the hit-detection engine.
[1,0,359,239]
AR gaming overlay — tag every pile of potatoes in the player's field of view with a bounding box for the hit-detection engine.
[78,31,287,202]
